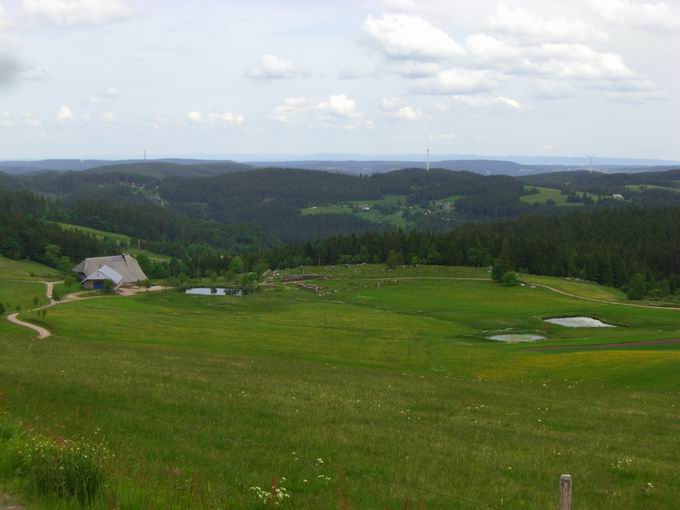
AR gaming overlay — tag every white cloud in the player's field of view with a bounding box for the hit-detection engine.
[86,85,119,104]
[186,111,202,123]
[411,69,498,95]
[381,97,426,120]
[363,13,465,61]
[448,95,524,111]
[101,111,116,122]
[21,0,131,26]
[186,110,245,126]
[271,97,315,124]
[0,111,43,128]
[246,54,306,80]
[490,3,605,43]
[273,94,373,129]
[535,80,573,100]
[57,105,73,120]
[465,33,522,64]
[318,94,362,119]
[381,60,441,78]
[0,4,8,30]
[588,0,680,31]
[381,0,420,11]
[465,33,634,82]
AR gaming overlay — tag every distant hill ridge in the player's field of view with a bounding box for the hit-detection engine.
[1,157,678,177]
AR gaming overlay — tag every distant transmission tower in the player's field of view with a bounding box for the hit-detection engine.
[586,154,596,174]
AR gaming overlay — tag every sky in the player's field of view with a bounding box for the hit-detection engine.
[0,0,678,160]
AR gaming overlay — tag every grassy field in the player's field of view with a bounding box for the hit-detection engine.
[520,186,598,206]
[1,263,680,508]
[625,184,680,192]
[301,194,410,228]
[0,256,60,281]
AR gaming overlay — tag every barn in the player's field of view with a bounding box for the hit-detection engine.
[72,254,148,290]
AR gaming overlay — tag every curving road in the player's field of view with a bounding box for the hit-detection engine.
[6,312,52,339]
[4,279,62,339]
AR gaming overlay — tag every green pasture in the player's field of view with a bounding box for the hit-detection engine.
[301,194,409,228]
[0,280,47,315]
[1,264,680,508]
[0,256,60,281]
[520,186,598,206]
[625,184,680,192]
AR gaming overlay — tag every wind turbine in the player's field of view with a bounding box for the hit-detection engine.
[586,154,596,174]
[426,145,430,171]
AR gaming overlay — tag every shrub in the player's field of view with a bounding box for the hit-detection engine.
[386,249,404,269]
[0,302,5,315]
[102,280,115,294]
[627,273,646,301]
[500,271,520,286]
[2,426,108,504]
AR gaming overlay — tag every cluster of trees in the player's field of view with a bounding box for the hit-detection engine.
[0,191,114,268]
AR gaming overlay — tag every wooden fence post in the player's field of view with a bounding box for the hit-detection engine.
[559,474,572,510]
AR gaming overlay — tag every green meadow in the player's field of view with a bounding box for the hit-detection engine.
[1,259,680,508]
[520,186,598,206]
[301,194,410,228]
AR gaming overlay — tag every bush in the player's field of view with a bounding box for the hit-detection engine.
[0,422,108,504]
[627,273,646,301]
[386,249,404,269]
[102,280,115,294]
[500,271,520,286]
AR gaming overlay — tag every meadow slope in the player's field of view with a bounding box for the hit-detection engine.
[1,262,679,508]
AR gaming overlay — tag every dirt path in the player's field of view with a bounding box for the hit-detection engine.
[5,280,170,339]
[527,338,680,352]
[527,281,680,311]
[5,312,51,339]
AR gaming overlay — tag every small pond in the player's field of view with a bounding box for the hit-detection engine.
[544,316,614,328]
[185,287,243,296]
[488,334,545,343]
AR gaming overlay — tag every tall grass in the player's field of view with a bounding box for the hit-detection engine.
[0,418,107,504]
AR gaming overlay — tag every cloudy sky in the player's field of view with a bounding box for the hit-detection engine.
[0,0,678,160]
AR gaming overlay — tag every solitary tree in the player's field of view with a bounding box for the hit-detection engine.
[386,249,404,269]
[0,302,5,315]
[228,256,245,274]
[627,273,646,301]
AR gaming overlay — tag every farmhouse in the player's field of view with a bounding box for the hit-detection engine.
[72,254,148,290]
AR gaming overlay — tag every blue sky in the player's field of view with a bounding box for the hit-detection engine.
[0,0,678,159]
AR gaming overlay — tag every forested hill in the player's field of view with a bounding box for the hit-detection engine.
[261,206,680,299]
[82,161,250,178]
[0,158,252,175]
[520,169,680,194]
[3,164,680,250]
